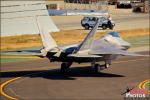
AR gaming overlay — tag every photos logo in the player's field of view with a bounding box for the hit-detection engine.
[123,79,150,100]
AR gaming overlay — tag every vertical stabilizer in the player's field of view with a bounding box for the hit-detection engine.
[77,18,100,53]
[36,16,58,52]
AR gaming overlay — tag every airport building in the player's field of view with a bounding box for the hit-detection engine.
[46,1,64,10]
[46,0,108,10]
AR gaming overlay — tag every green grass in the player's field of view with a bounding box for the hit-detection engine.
[145,82,150,90]
[125,35,149,48]
[0,58,33,63]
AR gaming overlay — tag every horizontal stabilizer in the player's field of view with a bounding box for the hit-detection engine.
[2,49,41,53]
[68,54,102,58]
[1,49,44,57]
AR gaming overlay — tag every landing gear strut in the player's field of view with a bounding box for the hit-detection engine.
[60,62,72,73]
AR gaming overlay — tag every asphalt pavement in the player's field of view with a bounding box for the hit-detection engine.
[0,51,149,100]
[51,13,149,31]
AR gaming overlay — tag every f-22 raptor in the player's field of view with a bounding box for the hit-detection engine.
[7,18,144,73]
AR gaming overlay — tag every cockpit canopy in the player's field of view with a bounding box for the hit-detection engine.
[108,32,120,37]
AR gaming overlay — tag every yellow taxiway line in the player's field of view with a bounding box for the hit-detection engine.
[0,77,21,100]
[138,79,150,94]
[1,56,41,59]
[0,58,149,100]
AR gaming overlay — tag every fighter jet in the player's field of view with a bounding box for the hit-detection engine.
[3,18,145,73]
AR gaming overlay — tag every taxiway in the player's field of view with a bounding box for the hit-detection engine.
[0,51,149,100]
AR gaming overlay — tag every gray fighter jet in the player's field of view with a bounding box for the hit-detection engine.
[4,18,144,73]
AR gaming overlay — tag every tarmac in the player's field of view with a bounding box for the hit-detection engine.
[51,13,149,31]
[0,51,149,100]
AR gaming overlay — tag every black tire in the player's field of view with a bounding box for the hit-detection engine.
[109,25,114,30]
[133,7,142,12]
[117,4,120,8]
[102,24,107,30]
[84,24,90,30]
[94,64,100,73]
[61,63,69,73]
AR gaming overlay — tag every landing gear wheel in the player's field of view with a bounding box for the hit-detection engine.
[61,63,68,73]
[84,24,89,30]
[93,64,101,73]
[60,62,72,73]
[102,24,107,30]
[109,26,113,30]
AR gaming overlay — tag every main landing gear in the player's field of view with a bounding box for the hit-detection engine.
[60,61,111,73]
[60,62,72,73]
[92,62,110,73]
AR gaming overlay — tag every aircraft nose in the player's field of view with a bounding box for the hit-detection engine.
[122,45,130,50]
[115,37,131,50]
[121,41,131,50]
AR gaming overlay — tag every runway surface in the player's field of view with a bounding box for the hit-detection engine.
[0,51,149,100]
[52,13,149,31]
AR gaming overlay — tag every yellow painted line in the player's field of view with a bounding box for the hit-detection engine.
[1,56,41,59]
[138,79,150,94]
[0,58,148,100]
[143,82,150,94]
[139,79,149,89]
[0,77,21,100]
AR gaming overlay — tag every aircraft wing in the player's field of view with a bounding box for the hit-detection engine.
[90,46,147,56]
